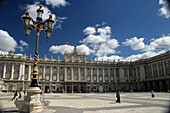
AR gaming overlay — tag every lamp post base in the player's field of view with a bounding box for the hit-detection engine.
[14,87,50,113]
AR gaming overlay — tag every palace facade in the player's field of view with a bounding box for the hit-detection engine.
[0,48,170,93]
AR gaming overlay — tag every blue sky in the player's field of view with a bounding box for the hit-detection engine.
[0,0,170,61]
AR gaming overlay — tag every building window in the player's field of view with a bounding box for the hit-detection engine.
[87,76,90,81]
[99,76,102,82]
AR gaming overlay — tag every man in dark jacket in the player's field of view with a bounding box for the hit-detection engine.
[12,91,18,101]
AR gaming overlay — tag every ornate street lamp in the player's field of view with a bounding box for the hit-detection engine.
[15,4,54,112]
[21,4,55,89]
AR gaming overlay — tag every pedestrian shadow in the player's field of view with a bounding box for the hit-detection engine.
[0,110,20,113]
[109,102,116,104]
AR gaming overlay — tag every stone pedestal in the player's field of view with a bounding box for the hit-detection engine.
[15,87,50,113]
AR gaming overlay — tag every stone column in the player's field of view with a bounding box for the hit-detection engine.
[84,67,87,81]
[10,63,14,80]
[91,67,93,82]
[28,65,31,81]
[71,83,73,93]
[108,68,111,82]
[140,66,145,80]
[157,63,159,77]
[135,68,138,80]
[119,68,124,82]
[64,67,67,81]
[71,67,73,81]
[97,68,99,82]
[163,61,166,76]
[79,83,81,93]
[50,66,52,81]
[114,68,116,82]
[2,63,6,79]
[18,64,22,80]
[127,68,130,81]
[65,84,67,93]
[57,66,59,82]
[151,64,154,78]
[22,63,25,80]
[43,66,46,81]
[78,67,81,81]
[166,80,169,91]
[103,68,105,82]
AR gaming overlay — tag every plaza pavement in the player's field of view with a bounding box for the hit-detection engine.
[0,92,169,113]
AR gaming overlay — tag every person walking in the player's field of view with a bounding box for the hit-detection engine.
[12,91,18,101]
[151,90,155,98]
[18,90,22,99]
[116,91,121,103]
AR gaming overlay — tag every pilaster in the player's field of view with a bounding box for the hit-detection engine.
[18,64,22,80]
[97,68,99,82]
[2,63,6,79]
[10,63,14,80]
[22,63,25,80]
[157,63,159,77]
[114,68,116,82]
[57,66,59,82]
[119,68,124,82]
[43,66,45,81]
[28,65,31,81]
[103,68,105,82]
[108,68,111,82]
[78,67,81,81]
[151,64,154,78]
[84,67,87,81]
[71,67,73,81]
[163,61,166,76]
[64,67,67,81]
[50,66,52,81]
[91,68,93,82]
[127,68,130,81]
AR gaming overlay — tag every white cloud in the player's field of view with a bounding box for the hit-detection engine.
[96,50,167,62]
[159,0,170,18]
[95,44,116,57]
[0,50,9,55]
[80,25,119,57]
[20,40,29,46]
[15,53,23,56]
[0,29,17,52]
[122,37,145,50]
[149,35,170,49]
[46,0,69,8]
[49,44,95,55]
[95,24,100,27]
[80,35,105,44]
[18,46,24,52]
[124,50,167,61]
[144,35,170,51]
[83,26,96,35]
[76,45,95,55]
[49,45,74,54]
[107,39,119,49]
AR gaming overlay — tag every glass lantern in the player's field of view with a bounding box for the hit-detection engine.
[46,14,55,30]
[45,30,52,40]
[22,10,32,27]
[25,27,32,38]
[36,4,44,21]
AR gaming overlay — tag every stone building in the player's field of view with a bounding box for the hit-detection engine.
[0,48,170,93]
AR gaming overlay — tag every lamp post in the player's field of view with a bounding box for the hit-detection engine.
[22,4,54,89]
[14,4,54,112]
